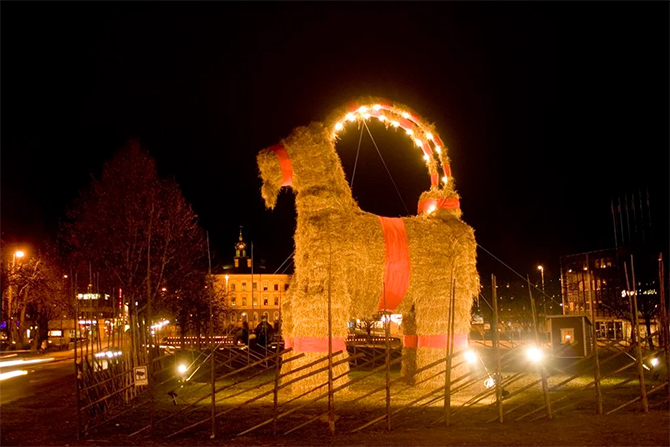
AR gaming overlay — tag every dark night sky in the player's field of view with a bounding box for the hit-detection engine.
[2,2,668,283]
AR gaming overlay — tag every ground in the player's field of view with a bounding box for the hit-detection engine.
[2,358,669,447]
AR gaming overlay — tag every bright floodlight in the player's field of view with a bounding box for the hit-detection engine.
[178,364,188,374]
[14,251,25,259]
[650,357,659,367]
[484,377,496,389]
[464,350,478,364]
[526,346,544,363]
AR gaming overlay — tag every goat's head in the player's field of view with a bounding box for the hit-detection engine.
[257,122,354,210]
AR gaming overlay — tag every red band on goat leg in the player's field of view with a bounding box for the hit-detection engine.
[285,336,346,353]
[377,216,411,312]
[270,145,293,187]
[415,333,469,349]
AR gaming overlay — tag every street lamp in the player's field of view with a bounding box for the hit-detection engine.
[537,265,547,319]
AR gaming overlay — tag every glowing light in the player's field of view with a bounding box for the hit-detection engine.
[334,122,344,131]
[484,377,496,389]
[427,205,437,214]
[14,251,25,259]
[405,129,413,136]
[178,364,188,374]
[526,347,544,363]
[0,358,54,368]
[391,121,400,127]
[651,357,659,367]
[401,112,410,119]
[378,115,386,122]
[362,113,370,120]
[345,113,356,122]
[442,176,448,184]
[426,132,434,140]
[95,350,122,359]
[358,106,368,113]
[414,138,423,147]
[0,370,28,381]
[372,104,381,111]
[423,154,430,161]
[435,145,441,154]
[464,350,478,364]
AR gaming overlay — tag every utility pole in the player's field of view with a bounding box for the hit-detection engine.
[538,265,546,331]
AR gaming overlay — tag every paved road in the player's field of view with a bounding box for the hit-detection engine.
[0,350,74,406]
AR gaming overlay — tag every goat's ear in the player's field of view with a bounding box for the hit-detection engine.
[257,149,283,210]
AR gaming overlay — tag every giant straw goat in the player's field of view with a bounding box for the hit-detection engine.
[257,111,479,393]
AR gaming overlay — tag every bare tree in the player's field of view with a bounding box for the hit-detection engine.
[1,243,71,350]
[60,140,208,346]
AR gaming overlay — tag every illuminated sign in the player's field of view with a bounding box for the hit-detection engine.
[77,293,110,300]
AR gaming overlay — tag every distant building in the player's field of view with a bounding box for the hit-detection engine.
[560,245,661,342]
[214,228,291,328]
[560,248,629,340]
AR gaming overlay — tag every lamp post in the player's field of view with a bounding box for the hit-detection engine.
[224,275,230,327]
[538,265,547,337]
[537,265,546,315]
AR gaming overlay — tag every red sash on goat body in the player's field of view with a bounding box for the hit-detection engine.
[377,216,411,312]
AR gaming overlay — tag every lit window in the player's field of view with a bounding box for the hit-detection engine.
[230,283,236,291]
[561,328,575,344]
[263,282,268,291]
[231,297,236,306]
[252,297,257,306]
[253,282,257,291]
[242,297,247,306]
[242,282,247,291]
[263,298,268,306]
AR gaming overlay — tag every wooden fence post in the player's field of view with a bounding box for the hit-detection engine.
[658,253,670,400]
[444,278,456,427]
[586,258,603,414]
[628,256,649,412]
[528,274,552,420]
[492,274,503,423]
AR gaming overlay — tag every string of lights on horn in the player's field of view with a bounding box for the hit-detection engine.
[330,102,453,195]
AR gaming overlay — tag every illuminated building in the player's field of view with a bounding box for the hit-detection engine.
[214,228,291,327]
[559,192,665,343]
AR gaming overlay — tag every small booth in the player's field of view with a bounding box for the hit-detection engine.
[547,315,593,358]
